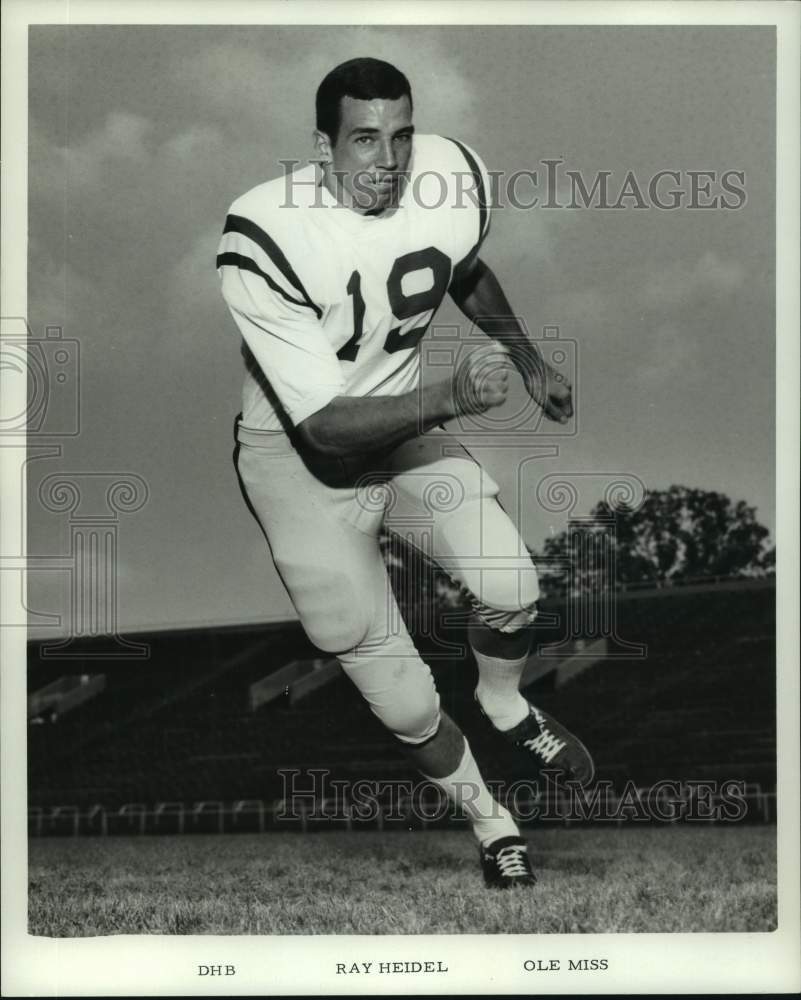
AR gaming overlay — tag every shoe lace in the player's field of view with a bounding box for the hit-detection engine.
[522,708,566,762]
[522,728,566,762]
[496,844,531,878]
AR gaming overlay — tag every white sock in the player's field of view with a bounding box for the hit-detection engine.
[473,647,530,731]
[422,738,520,847]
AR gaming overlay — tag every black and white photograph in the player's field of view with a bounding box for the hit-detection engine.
[1,0,799,995]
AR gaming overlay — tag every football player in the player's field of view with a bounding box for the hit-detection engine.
[218,57,593,888]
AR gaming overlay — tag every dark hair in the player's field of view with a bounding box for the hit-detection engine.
[316,58,413,143]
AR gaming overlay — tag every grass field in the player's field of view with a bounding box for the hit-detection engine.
[29,826,776,936]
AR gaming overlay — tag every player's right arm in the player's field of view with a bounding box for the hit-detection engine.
[296,345,508,457]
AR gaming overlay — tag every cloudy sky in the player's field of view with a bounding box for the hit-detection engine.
[27,25,775,634]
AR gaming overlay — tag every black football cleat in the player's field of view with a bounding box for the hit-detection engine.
[477,693,595,786]
[480,835,537,889]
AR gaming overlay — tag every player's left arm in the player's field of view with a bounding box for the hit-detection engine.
[448,255,573,424]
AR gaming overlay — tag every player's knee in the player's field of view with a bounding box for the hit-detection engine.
[306,614,371,654]
[461,568,538,610]
[372,675,441,744]
[474,601,538,634]
[385,702,441,745]
[470,564,539,630]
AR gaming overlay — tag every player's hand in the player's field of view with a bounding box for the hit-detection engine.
[453,344,512,415]
[524,359,573,424]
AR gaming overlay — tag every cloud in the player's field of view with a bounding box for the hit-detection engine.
[29,111,230,338]
[68,111,152,173]
[641,251,745,309]
[166,225,230,353]
[162,124,225,162]
[32,111,227,208]
[168,29,482,148]
[635,322,701,384]
[550,286,610,327]
[27,233,103,336]
[30,112,153,199]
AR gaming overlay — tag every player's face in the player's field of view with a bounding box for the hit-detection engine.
[318,95,414,214]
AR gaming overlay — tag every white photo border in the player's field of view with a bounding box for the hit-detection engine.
[2,1,799,995]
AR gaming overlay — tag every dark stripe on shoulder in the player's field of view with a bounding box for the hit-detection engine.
[446,137,489,253]
[222,214,322,318]
[216,252,318,314]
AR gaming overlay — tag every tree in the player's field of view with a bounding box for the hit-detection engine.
[379,531,468,633]
[538,485,774,593]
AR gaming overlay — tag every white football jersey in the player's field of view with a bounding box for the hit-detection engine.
[218,134,491,432]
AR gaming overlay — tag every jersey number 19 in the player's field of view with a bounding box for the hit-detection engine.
[337,246,451,361]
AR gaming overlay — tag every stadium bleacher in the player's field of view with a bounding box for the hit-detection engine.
[28,581,776,821]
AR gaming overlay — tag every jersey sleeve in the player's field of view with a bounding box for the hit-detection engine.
[217,216,345,425]
[446,138,492,268]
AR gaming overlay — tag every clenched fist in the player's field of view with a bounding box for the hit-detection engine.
[453,343,512,416]
[523,358,573,425]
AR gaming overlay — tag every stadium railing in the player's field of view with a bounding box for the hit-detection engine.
[28,783,776,837]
